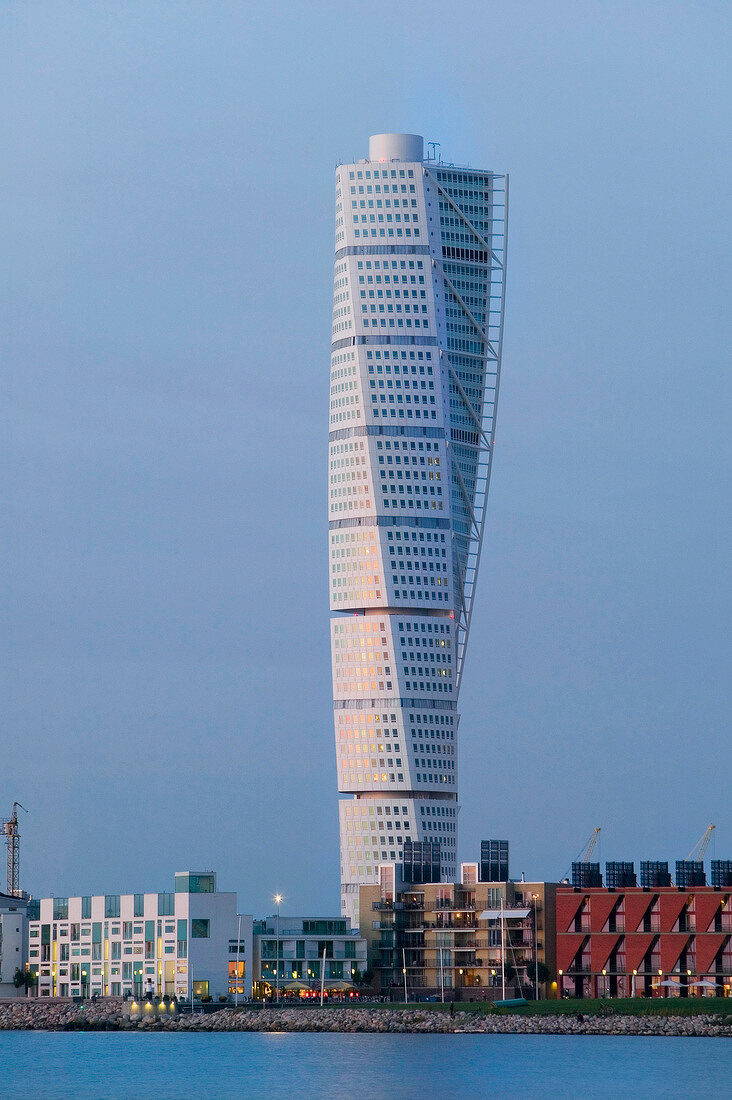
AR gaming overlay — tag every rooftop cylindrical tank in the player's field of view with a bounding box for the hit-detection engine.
[368,133,424,162]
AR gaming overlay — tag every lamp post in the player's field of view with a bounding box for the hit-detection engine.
[601,968,607,999]
[439,947,444,1003]
[402,948,408,1004]
[632,969,637,998]
[500,895,506,1001]
[558,969,563,999]
[274,895,282,1005]
[531,893,540,1000]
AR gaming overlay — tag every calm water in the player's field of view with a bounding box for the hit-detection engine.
[0,1032,729,1098]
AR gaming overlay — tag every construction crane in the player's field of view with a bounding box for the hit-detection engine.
[686,824,715,862]
[562,826,602,882]
[2,802,27,897]
[577,826,602,863]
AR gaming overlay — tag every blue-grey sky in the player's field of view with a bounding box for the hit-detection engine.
[2,1,730,915]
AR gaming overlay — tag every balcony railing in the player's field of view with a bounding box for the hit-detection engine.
[423,920,477,930]
[432,901,476,912]
[372,900,426,912]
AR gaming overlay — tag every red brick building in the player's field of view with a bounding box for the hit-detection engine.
[556,885,732,997]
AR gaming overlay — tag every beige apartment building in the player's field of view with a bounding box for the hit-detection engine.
[360,860,556,999]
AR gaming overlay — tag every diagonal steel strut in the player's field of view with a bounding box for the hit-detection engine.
[424,169,504,269]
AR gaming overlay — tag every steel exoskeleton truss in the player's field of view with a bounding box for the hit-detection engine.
[424,169,509,691]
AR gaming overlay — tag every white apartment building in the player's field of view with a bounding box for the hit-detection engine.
[253,915,367,991]
[329,134,508,922]
[26,871,253,1001]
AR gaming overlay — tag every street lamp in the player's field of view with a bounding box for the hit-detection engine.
[632,969,637,998]
[274,894,283,1005]
[601,968,607,999]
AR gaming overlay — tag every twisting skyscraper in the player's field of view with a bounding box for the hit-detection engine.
[329,134,507,922]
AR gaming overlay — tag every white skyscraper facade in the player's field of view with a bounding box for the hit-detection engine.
[329,134,507,922]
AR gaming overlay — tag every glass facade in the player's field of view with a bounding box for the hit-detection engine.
[175,873,216,894]
[480,839,509,883]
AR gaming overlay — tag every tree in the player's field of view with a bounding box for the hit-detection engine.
[13,968,37,996]
[536,962,551,986]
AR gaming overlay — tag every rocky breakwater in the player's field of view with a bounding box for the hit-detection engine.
[167,1008,731,1037]
[0,999,126,1031]
[0,1002,730,1037]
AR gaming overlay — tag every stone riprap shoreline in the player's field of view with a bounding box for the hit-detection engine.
[0,1002,731,1037]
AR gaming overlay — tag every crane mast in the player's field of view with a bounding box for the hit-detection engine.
[563,826,602,884]
[2,802,27,897]
[578,826,601,862]
[686,824,715,862]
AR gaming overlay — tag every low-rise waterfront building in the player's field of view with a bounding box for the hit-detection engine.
[556,882,732,997]
[253,916,367,998]
[26,871,253,1001]
[0,890,30,998]
[359,858,556,999]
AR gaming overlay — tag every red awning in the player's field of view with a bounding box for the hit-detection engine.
[588,893,619,933]
[658,893,687,933]
[659,934,690,974]
[623,933,656,973]
[556,892,584,935]
[622,893,654,934]
[556,933,587,973]
[590,934,621,973]
[692,894,723,934]
[693,934,726,975]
